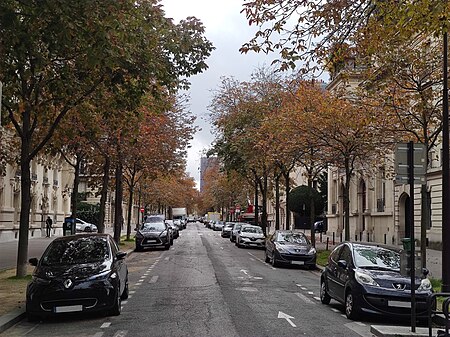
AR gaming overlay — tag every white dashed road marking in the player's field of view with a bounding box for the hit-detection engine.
[149,275,159,284]
[295,292,314,304]
[101,322,111,328]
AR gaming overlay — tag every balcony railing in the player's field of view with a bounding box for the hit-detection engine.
[31,173,38,181]
[53,180,59,186]
[43,177,49,184]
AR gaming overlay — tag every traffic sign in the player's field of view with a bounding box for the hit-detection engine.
[395,143,426,184]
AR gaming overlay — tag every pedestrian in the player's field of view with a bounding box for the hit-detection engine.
[45,216,53,237]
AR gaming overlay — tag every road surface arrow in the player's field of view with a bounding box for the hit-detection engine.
[278,311,296,327]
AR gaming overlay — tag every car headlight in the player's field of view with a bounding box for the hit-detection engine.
[32,275,51,285]
[160,230,167,237]
[418,278,432,292]
[86,270,116,281]
[308,247,317,255]
[355,270,379,287]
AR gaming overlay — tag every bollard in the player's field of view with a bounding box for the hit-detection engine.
[367,232,369,242]
[360,232,362,241]
[326,237,329,251]
[320,232,323,242]
[384,233,387,245]
[332,232,335,245]
[340,232,343,243]
[355,234,358,242]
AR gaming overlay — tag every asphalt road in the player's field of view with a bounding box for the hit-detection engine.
[1,222,396,337]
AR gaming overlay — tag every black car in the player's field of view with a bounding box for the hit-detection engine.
[320,242,433,320]
[265,230,316,269]
[26,234,128,321]
[135,218,171,251]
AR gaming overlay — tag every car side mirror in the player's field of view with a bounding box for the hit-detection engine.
[29,258,38,266]
[116,251,127,260]
[337,260,348,269]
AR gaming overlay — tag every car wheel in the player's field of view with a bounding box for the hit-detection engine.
[265,251,270,263]
[170,239,174,245]
[121,278,129,300]
[165,242,170,250]
[135,245,143,252]
[84,226,92,232]
[110,288,122,316]
[345,290,360,320]
[320,279,331,304]
[308,264,316,270]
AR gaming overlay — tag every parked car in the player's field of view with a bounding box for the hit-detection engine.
[230,222,245,242]
[265,230,316,269]
[314,220,326,233]
[173,219,183,231]
[165,220,179,239]
[320,242,433,320]
[135,219,172,251]
[221,222,234,238]
[236,225,265,249]
[213,221,225,231]
[75,218,97,233]
[26,234,128,321]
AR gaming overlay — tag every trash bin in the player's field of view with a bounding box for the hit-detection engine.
[401,238,417,252]
[63,217,76,236]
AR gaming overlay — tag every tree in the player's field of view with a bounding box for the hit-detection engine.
[0,1,134,277]
[241,0,448,71]
[0,0,213,276]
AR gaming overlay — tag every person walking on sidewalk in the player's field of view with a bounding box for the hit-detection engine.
[46,216,53,237]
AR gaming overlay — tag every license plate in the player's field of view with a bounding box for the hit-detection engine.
[54,305,83,313]
[146,239,157,243]
[388,301,411,308]
[291,261,305,265]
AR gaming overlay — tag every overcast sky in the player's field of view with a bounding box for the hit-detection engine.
[162,0,277,188]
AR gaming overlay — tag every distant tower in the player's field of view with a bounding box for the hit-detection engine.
[200,156,218,192]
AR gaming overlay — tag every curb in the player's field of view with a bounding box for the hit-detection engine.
[0,309,26,334]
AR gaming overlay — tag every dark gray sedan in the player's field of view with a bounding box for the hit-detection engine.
[265,230,316,269]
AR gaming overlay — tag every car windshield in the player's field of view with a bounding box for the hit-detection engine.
[145,216,165,223]
[353,245,400,270]
[41,237,109,266]
[277,233,308,244]
[242,227,263,234]
[141,222,166,231]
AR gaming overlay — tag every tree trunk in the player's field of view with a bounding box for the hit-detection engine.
[126,185,134,241]
[70,157,81,219]
[260,174,268,235]
[284,171,291,230]
[17,155,32,277]
[344,162,351,241]
[114,162,123,244]
[254,176,259,226]
[97,156,110,234]
[275,174,280,230]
